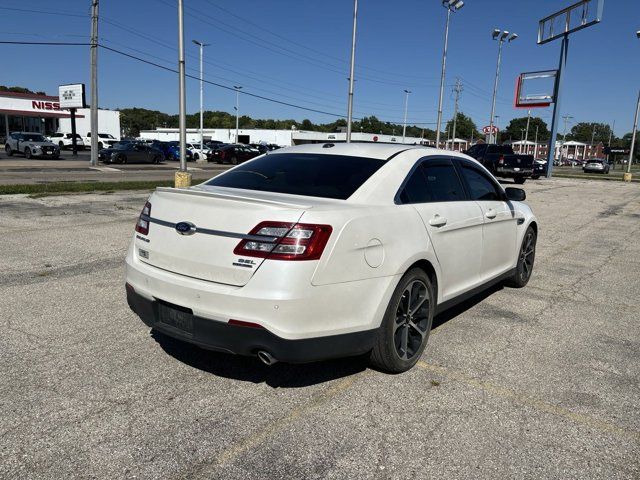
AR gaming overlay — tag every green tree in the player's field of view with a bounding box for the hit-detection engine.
[444,112,480,139]
[503,116,549,142]
[569,122,613,144]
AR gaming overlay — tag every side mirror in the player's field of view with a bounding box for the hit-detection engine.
[505,187,526,202]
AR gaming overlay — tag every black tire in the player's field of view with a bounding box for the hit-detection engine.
[514,176,526,184]
[52,155,59,160]
[5,145,13,156]
[230,156,238,165]
[113,154,126,164]
[153,155,161,164]
[531,175,540,180]
[505,226,536,288]
[369,268,434,373]
[25,148,32,159]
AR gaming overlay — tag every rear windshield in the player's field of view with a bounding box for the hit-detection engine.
[205,153,386,200]
[487,145,514,154]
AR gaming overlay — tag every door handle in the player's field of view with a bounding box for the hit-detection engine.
[485,209,497,219]
[429,214,447,227]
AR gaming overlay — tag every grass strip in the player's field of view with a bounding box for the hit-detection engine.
[0,178,212,196]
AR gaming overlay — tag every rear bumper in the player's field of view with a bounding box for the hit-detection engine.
[126,285,377,363]
[496,167,533,177]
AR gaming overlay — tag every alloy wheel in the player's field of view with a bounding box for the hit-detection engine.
[394,280,430,360]
[519,230,536,282]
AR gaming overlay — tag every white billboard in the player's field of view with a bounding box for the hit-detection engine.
[58,84,86,109]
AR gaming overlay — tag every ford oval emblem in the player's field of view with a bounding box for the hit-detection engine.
[175,221,196,235]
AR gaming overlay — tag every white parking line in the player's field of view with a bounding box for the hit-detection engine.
[90,167,122,172]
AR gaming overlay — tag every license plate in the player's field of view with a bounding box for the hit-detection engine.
[158,303,194,334]
[513,167,520,171]
[45,151,52,155]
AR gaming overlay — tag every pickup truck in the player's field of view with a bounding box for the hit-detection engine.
[464,144,533,184]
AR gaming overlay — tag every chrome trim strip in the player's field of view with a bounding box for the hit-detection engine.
[142,215,279,243]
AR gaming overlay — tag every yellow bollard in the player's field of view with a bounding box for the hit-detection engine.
[174,171,192,188]
[623,172,633,182]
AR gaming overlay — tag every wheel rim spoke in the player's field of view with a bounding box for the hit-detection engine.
[394,279,430,361]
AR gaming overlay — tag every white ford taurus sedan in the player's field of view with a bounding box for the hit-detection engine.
[126,143,537,373]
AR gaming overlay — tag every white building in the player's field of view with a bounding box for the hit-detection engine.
[139,127,428,147]
[0,90,120,140]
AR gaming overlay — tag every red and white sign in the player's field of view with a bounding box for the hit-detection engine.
[482,125,499,135]
[0,91,79,118]
[373,135,379,142]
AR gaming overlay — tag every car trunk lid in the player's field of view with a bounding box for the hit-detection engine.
[138,187,312,286]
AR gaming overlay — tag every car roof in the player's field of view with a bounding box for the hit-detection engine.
[274,142,444,160]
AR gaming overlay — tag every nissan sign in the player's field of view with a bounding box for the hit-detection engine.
[58,83,86,109]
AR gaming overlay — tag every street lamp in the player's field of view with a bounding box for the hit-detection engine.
[175,0,190,187]
[192,40,210,163]
[402,89,411,144]
[488,28,517,143]
[435,0,464,149]
[234,85,242,144]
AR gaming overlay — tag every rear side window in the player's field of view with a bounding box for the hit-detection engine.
[206,153,386,200]
[459,163,502,201]
[398,159,465,204]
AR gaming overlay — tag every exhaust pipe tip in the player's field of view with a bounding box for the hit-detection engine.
[257,350,277,366]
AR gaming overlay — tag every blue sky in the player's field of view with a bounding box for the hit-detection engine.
[1,0,638,135]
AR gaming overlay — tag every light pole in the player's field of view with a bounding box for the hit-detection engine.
[192,40,210,163]
[534,124,539,158]
[524,109,531,152]
[89,0,99,167]
[493,115,499,144]
[402,89,411,144]
[436,0,464,149]
[624,30,640,181]
[562,114,573,161]
[488,29,517,143]
[346,0,358,143]
[234,85,242,144]
[175,0,190,188]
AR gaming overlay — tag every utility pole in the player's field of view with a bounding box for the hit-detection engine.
[175,0,190,187]
[402,89,411,144]
[625,89,640,181]
[561,114,573,161]
[607,119,615,164]
[234,86,242,144]
[193,40,210,163]
[345,0,358,143]
[89,0,99,167]
[524,109,531,154]
[534,124,539,158]
[451,78,462,148]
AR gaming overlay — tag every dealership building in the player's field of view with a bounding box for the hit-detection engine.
[0,90,121,141]
[139,127,429,146]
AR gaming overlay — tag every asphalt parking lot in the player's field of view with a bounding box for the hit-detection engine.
[1,178,639,479]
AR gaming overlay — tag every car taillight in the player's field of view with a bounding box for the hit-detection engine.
[498,155,505,165]
[135,201,151,235]
[234,221,332,261]
[220,150,226,159]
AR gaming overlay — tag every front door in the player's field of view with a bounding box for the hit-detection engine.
[397,158,485,301]
[456,159,518,281]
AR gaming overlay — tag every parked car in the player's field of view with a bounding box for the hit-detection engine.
[186,143,212,161]
[126,143,537,373]
[149,141,173,160]
[583,159,610,174]
[99,142,163,164]
[166,141,193,161]
[464,144,534,184]
[209,144,262,164]
[5,132,60,159]
[84,132,118,149]
[532,159,547,179]
[47,132,85,150]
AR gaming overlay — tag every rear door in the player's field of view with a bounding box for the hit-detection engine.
[455,159,517,280]
[397,157,484,300]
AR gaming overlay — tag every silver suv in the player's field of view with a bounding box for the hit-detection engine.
[5,132,60,159]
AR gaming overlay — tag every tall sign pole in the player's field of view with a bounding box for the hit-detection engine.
[545,35,568,177]
[624,89,640,181]
[346,0,358,143]
[89,0,99,167]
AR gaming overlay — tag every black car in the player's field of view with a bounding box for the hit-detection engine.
[209,144,261,164]
[532,159,547,179]
[99,142,164,164]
